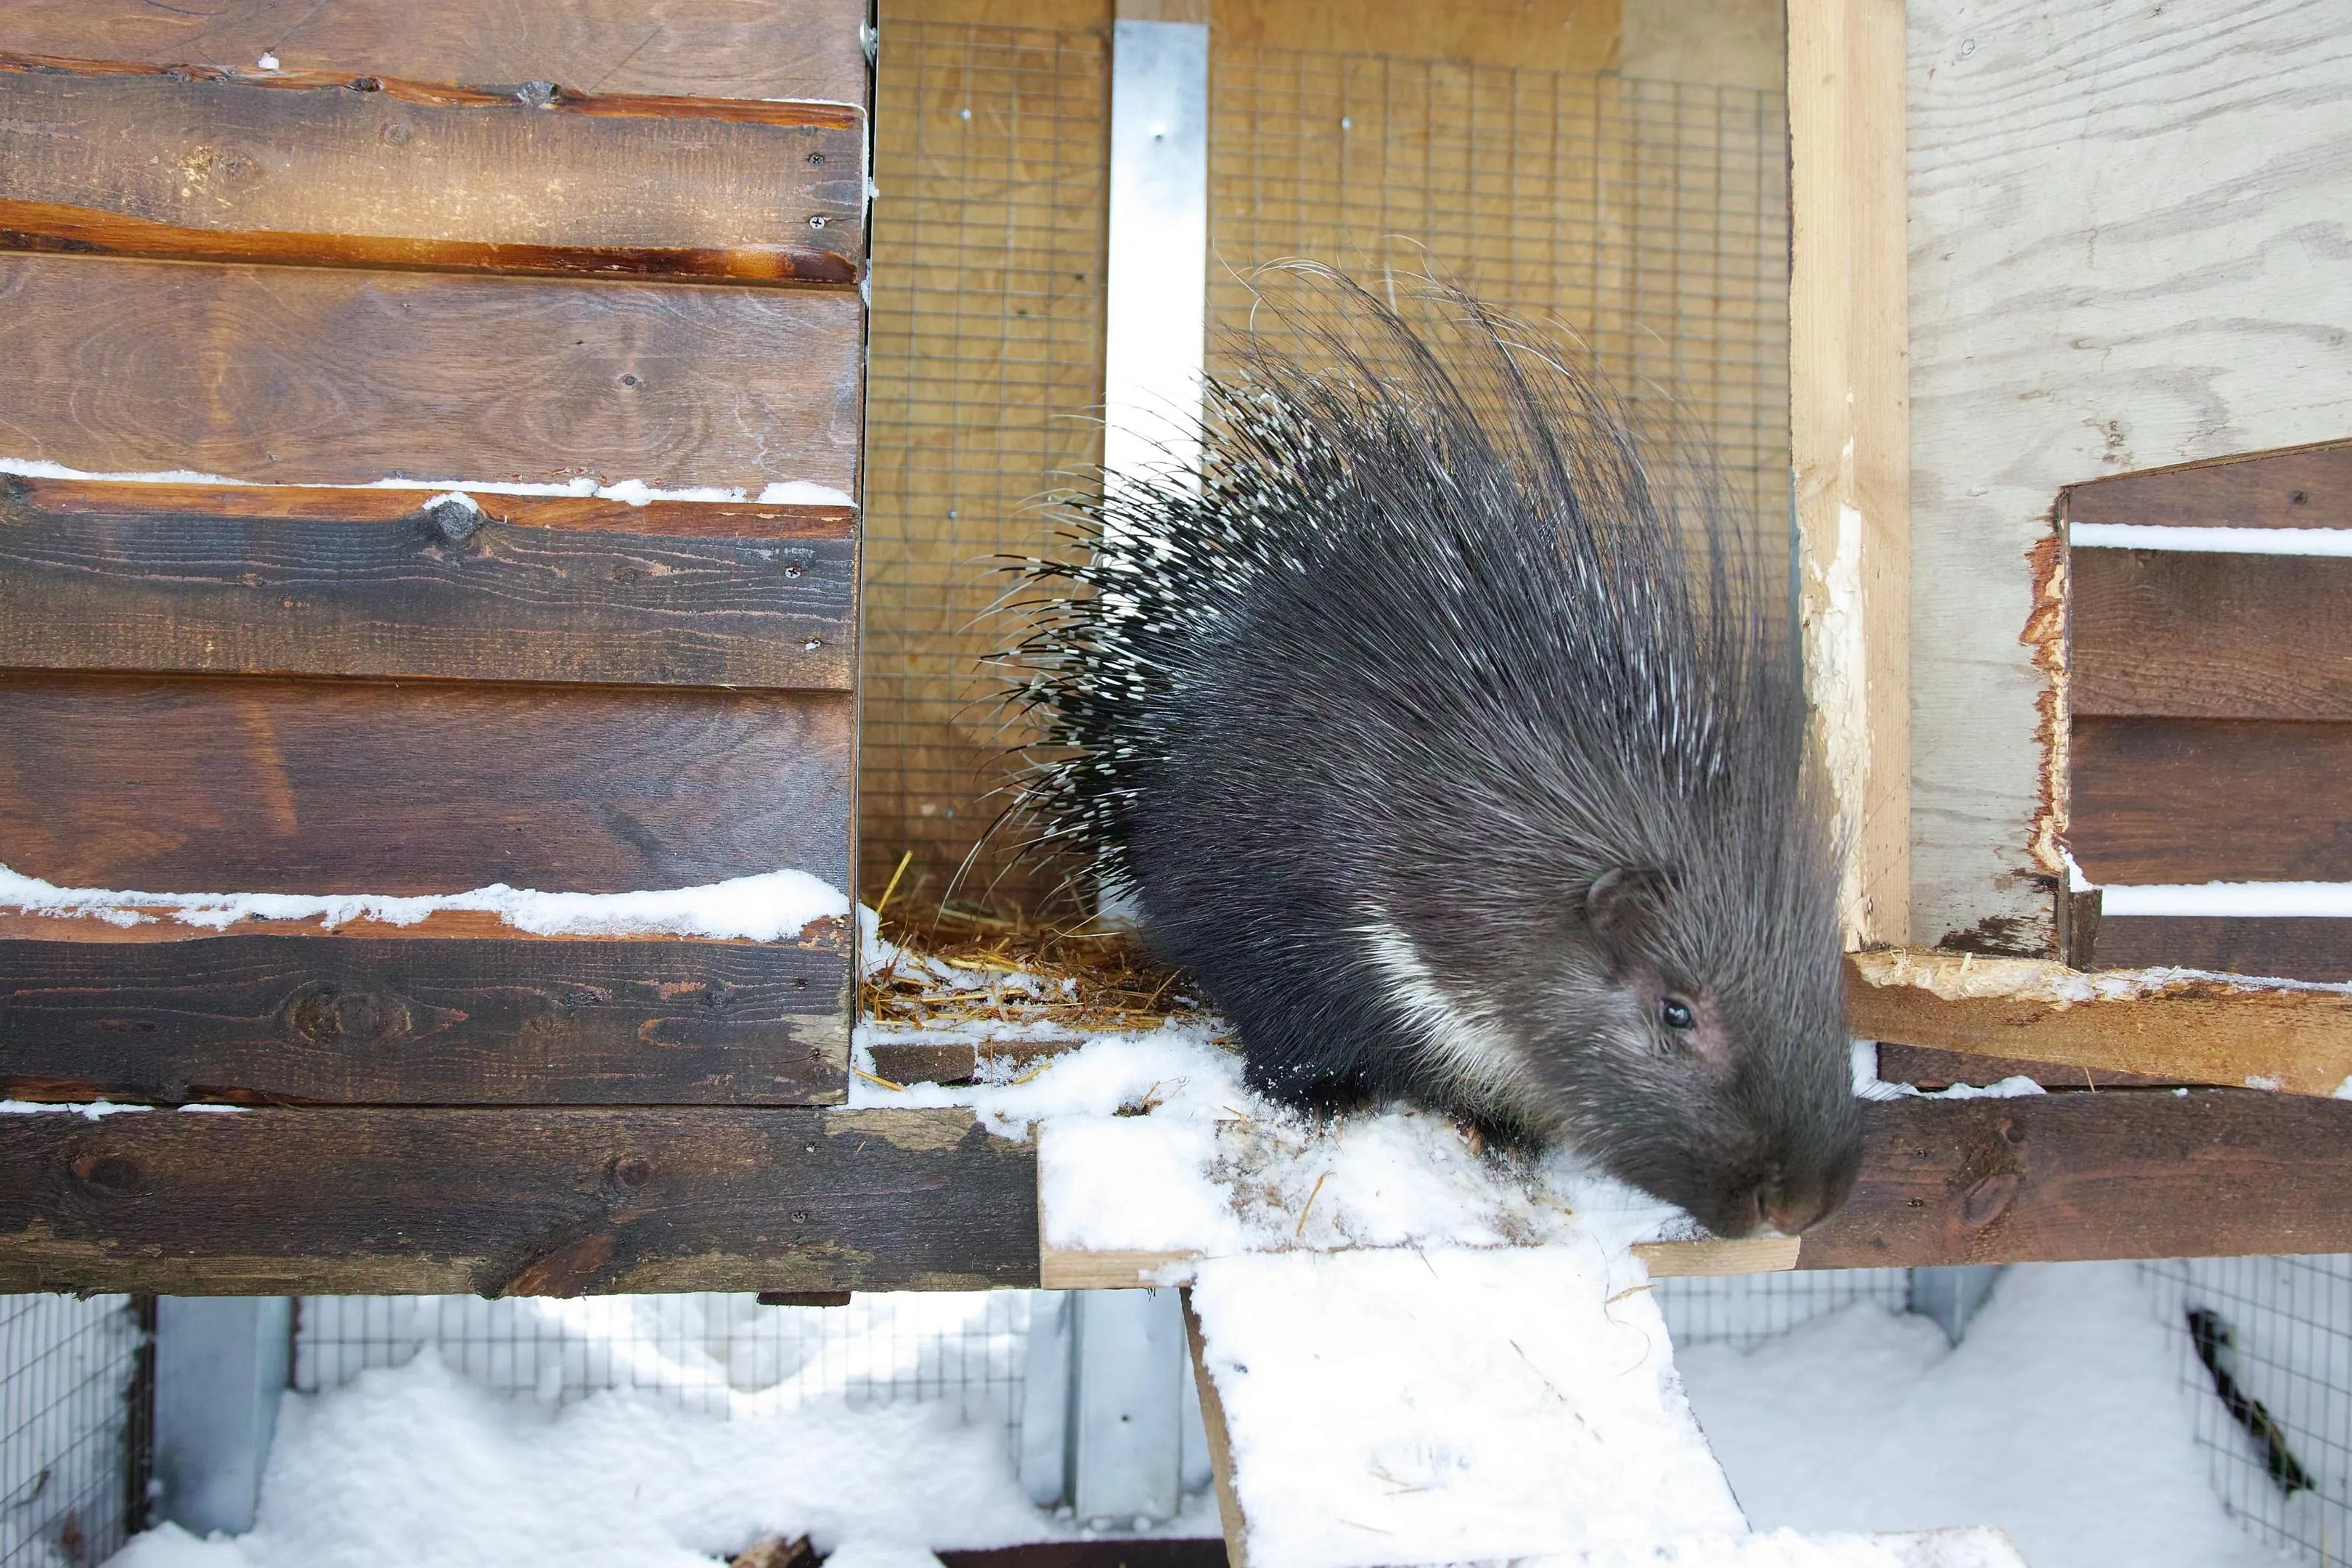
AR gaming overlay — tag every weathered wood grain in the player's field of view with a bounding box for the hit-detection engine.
[0,255,863,494]
[0,477,856,690]
[2070,549,2352,721]
[2066,440,2352,529]
[1802,1089,2352,1268]
[2095,917,2351,984]
[0,673,851,896]
[0,1107,1037,1296]
[1874,1044,2183,1092]
[1789,0,1911,948]
[0,60,862,285]
[1848,948,2352,1097]
[2070,715,2352,884]
[1905,1,2352,956]
[0,934,849,1106]
[1850,948,2352,1094]
[0,0,872,108]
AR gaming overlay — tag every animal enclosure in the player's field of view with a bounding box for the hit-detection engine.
[859,0,1791,912]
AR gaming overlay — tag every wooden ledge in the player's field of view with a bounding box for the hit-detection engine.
[1848,947,2352,1095]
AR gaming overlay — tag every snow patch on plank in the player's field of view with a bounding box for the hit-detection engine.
[2095,881,2352,919]
[1189,1246,1744,1565]
[2071,522,2352,555]
[0,862,846,942]
[0,457,857,511]
[851,1019,1700,1258]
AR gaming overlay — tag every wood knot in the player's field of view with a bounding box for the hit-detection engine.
[421,496,480,545]
[281,983,410,1046]
[1960,1172,2019,1228]
[71,1152,142,1196]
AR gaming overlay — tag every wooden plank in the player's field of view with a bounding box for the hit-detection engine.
[2071,715,2352,884]
[0,60,862,287]
[0,1107,1037,1296]
[1873,1044,2182,1092]
[2066,440,2352,529]
[1802,1089,2352,1269]
[1903,3,2352,957]
[1037,1235,1796,1290]
[1788,0,1910,948]
[2071,549,2352,721]
[1,0,872,108]
[0,476,856,690]
[1179,1291,1251,1568]
[1213,0,1617,72]
[0,254,863,496]
[1848,948,2352,1097]
[0,673,851,896]
[0,934,848,1106]
[2095,917,2352,984]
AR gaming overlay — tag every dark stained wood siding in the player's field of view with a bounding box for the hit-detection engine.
[0,58,862,285]
[0,478,856,690]
[2063,439,2352,981]
[0,257,864,494]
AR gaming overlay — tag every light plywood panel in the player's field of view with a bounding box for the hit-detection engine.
[1906,1,2352,954]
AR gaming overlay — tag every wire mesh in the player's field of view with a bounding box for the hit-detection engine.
[0,1294,147,1568]
[1206,51,1791,538]
[2143,1255,2352,1566]
[1654,1269,1913,1351]
[857,23,1793,917]
[861,18,1113,916]
[293,1291,1032,1440]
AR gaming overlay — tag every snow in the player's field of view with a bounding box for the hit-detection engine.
[1677,1261,2292,1568]
[1189,1246,1746,1566]
[105,1350,1215,1568]
[851,1019,1699,1262]
[0,862,845,942]
[2070,522,2352,556]
[0,458,856,512]
[2095,881,2352,920]
[1515,1533,2023,1567]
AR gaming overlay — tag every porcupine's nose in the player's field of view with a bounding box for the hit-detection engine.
[1763,1187,1836,1237]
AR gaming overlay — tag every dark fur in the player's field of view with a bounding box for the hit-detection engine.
[1002,271,1861,1239]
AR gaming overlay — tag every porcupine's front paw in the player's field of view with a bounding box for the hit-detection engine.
[1240,1051,1373,1119]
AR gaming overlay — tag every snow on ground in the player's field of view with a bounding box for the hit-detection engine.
[1677,1260,2290,1568]
[107,1348,1215,1568]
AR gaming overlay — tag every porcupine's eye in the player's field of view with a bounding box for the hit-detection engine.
[1659,997,1696,1031]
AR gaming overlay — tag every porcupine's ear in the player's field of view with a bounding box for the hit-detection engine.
[1584,867,1669,960]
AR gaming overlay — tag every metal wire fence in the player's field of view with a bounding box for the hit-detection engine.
[0,1295,147,1568]
[294,1291,1032,1438]
[2145,1255,2352,1566]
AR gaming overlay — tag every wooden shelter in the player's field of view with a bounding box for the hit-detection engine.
[0,0,2348,1296]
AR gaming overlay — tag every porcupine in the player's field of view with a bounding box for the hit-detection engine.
[1001,271,1861,1240]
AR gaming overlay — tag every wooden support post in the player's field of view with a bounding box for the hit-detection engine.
[1788,0,1910,949]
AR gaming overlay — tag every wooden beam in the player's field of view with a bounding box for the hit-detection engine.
[1802,1089,2352,1269]
[2066,439,2352,529]
[1850,948,2352,1097]
[0,254,864,496]
[1787,0,1910,948]
[1,0,874,108]
[2071,549,2352,722]
[0,672,851,896]
[0,478,857,691]
[0,1108,1037,1296]
[2072,715,2352,884]
[0,60,862,287]
[1179,1291,1250,1568]
[1041,1235,1797,1289]
[0,934,848,1106]
[2093,917,2350,985]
